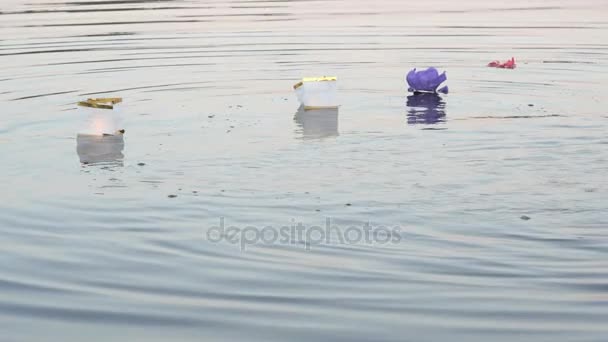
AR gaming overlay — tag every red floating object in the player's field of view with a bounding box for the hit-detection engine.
[487,57,516,69]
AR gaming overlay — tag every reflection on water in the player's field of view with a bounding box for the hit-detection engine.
[294,106,339,140]
[406,93,446,125]
[76,133,124,166]
[1,0,608,341]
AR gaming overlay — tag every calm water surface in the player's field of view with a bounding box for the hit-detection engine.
[1,0,608,341]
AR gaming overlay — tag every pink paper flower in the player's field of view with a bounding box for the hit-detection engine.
[488,57,516,69]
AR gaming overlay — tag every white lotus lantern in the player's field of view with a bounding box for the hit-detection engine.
[77,97,124,136]
[293,76,338,110]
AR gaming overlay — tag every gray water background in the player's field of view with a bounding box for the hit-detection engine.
[1,0,608,341]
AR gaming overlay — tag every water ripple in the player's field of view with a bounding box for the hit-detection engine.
[1,0,607,341]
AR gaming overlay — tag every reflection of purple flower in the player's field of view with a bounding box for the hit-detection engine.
[406,67,448,94]
[406,93,446,125]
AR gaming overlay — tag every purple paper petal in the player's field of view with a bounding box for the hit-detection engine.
[419,68,440,91]
[406,69,420,91]
[420,67,440,80]
[438,85,449,94]
[428,71,447,91]
[406,67,449,93]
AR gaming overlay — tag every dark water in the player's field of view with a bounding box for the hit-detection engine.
[1,0,608,341]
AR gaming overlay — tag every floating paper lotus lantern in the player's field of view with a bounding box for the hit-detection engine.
[293,76,338,110]
[77,98,124,136]
[76,98,124,165]
[406,67,448,94]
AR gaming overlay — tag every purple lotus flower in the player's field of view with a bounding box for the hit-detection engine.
[406,67,448,94]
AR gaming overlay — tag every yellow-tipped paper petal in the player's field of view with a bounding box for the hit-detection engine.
[293,76,337,89]
[77,97,123,110]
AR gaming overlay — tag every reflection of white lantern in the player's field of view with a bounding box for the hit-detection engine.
[294,106,339,140]
[293,77,338,110]
[77,98,123,136]
[76,133,124,165]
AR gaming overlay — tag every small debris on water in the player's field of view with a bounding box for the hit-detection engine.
[137,162,145,166]
[168,194,177,198]
[528,104,534,107]
[520,215,531,221]
[208,115,215,118]
[345,203,352,206]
